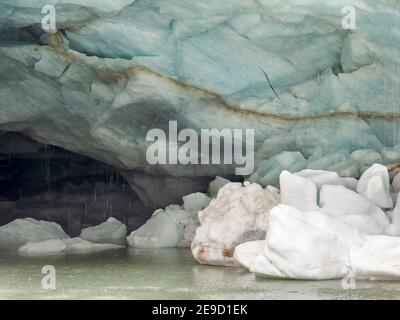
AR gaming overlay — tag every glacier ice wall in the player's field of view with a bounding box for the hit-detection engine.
[0,0,400,206]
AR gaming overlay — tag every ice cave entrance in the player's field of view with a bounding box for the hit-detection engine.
[0,132,147,236]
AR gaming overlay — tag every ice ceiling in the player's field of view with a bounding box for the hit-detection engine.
[0,0,400,210]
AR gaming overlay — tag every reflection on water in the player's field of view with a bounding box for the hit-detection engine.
[0,248,399,299]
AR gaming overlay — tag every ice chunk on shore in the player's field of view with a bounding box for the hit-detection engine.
[0,218,69,248]
[18,239,66,256]
[191,164,400,280]
[64,238,122,254]
[251,205,364,280]
[182,193,211,214]
[350,236,400,280]
[319,184,389,232]
[295,169,346,189]
[191,182,280,266]
[18,238,122,257]
[126,189,211,248]
[339,215,385,236]
[240,203,400,280]
[280,170,318,211]
[80,217,127,245]
[357,164,393,208]
[127,205,193,248]
[295,168,357,191]
[233,240,265,270]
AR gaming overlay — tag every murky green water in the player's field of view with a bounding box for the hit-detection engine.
[0,248,399,300]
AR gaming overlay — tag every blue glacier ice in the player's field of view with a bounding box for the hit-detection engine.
[0,0,400,207]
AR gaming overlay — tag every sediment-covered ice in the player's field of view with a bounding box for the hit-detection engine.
[191,182,280,266]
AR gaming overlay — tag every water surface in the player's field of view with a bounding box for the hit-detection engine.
[0,248,399,299]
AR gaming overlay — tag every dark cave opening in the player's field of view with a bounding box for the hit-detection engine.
[0,132,148,236]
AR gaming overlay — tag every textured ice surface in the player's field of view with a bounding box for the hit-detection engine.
[295,169,347,189]
[182,193,211,214]
[319,184,390,231]
[356,164,393,208]
[233,240,265,270]
[18,239,67,256]
[0,218,69,248]
[18,237,123,256]
[350,236,400,280]
[245,204,400,280]
[80,217,127,245]
[0,218,124,255]
[279,170,318,211]
[230,164,400,280]
[127,205,189,248]
[2,1,400,260]
[126,183,211,248]
[250,205,364,280]
[0,0,399,191]
[126,198,210,249]
[250,152,307,186]
[191,182,280,266]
